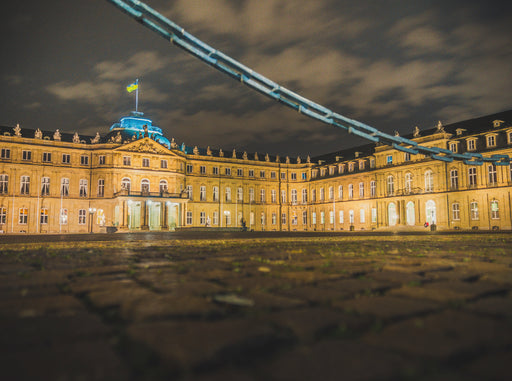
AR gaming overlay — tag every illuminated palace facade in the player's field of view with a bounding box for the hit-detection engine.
[1,110,511,234]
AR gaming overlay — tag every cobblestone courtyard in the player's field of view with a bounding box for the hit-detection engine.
[1,232,511,380]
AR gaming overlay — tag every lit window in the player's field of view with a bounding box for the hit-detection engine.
[449,142,458,153]
[19,208,28,224]
[319,188,325,201]
[271,189,276,203]
[213,186,219,201]
[40,208,48,225]
[386,155,393,165]
[291,189,297,204]
[470,201,479,220]
[302,189,308,203]
[359,182,364,198]
[338,185,343,199]
[370,181,376,197]
[491,200,499,219]
[360,209,365,223]
[339,210,344,224]
[60,208,68,225]
[424,170,434,192]
[405,173,412,194]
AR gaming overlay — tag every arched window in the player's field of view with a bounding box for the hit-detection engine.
[406,201,415,226]
[338,185,343,199]
[490,200,499,219]
[348,184,353,199]
[159,180,168,193]
[61,178,70,196]
[426,200,436,225]
[121,177,131,192]
[470,201,479,220]
[302,189,308,203]
[141,179,150,193]
[424,170,434,192]
[387,176,394,196]
[388,203,397,226]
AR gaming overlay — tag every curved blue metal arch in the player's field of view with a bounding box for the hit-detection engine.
[105,0,510,166]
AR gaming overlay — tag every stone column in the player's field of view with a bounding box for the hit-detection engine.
[121,201,128,229]
[141,201,149,230]
[162,202,168,230]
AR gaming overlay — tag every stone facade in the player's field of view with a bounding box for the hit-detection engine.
[1,110,511,233]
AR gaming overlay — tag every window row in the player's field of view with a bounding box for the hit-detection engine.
[0,207,96,226]
[0,175,105,197]
[0,149,94,165]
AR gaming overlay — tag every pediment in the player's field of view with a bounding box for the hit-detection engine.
[115,138,178,156]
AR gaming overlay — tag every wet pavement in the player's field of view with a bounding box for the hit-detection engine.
[0,232,511,380]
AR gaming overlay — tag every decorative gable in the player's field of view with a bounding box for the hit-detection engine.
[117,138,173,155]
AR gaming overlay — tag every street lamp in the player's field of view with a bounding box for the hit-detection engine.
[88,207,96,233]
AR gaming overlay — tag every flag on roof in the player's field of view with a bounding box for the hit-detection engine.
[126,80,138,93]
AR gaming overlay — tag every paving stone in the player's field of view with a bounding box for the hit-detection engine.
[1,339,130,381]
[388,280,507,303]
[87,284,155,309]
[121,294,223,322]
[0,294,85,318]
[265,307,373,342]
[363,310,512,358]
[247,291,307,310]
[127,319,282,370]
[260,340,416,381]
[70,276,135,294]
[333,295,441,320]
[463,294,512,317]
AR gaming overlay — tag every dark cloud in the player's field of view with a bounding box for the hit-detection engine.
[1,0,511,157]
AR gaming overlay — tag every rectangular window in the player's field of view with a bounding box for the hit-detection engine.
[225,168,231,176]
[20,176,30,195]
[43,152,53,163]
[186,164,193,173]
[200,186,206,201]
[142,158,150,167]
[61,178,69,196]
[41,177,50,196]
[468,167,477,187]
[359,182,364,198]
[19,208,28,224]
[78,209,87,225]
[312,212,317,225]
[348,184,353,199]
[302,211,308,225]
[60,208,68,225]
[98,179,105,197]
[271,189,276,203]
[339,210,344,224]
[271,171,277,179]
[249,169,254,177]
[487,135,496,148]
[123,156,131,166]
[329,187,334,201]
[320,211,325,224]
[80,155,89,166]
[200,166,206,174]
[0,207,7,224]
[22,150,32,161]
[291,173,297,180]
[281,213,287,225]
[491,201,499,219]
[470,202,479,220]
[467,139,476,151]
[360,209,365,223]
[291,189,298,204]
[359,161,365,170]
[160,159,168,169]
[79,179,88,197]
[449,142,458,153]
[213,167,219,175]
[280,190,286,203]
[386,155,393,165]
[272,213,277,225]
[186,211,193,225]
[213,186,219,202]
[237,169,244,177]
[213,211,219,225]
[488,164,497,185]
[200,212,206,225]
[404,152,410,162]
[371,208,377,223]
[280,172,285,180]
[329,211,334,224]
[225,187,231,202]
[40,208,48,225]
[186,185,193,200]
[238,187,244,202]
[0,148,11,159]
[260,189,266,203]
[452,203,460,220]
[338,185,343,200]
[370,181,376,197]
[260,170,265,178]
[0,174,9,194]
[99,155,106,165]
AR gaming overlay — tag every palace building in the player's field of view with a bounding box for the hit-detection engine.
[1,109,511,234]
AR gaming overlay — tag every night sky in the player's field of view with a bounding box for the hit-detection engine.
[1,0,511,157]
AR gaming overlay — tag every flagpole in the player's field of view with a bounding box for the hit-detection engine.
[135,79,139,112]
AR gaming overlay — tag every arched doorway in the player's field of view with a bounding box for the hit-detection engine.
[406,201,415,226]
[426,200,436,225]
[388,202,397,226]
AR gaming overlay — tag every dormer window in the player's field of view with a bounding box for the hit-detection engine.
[370,158,375,168]
[456,128,466,136]
[449,142,458,153]
[329,167,335,175]
[507,130,512,144]
[386,155,393,165]
[486,134,496,148]
[338,164,344,173]
[493,120,504,128]
[467,138,476,151]
[359,161,365,170]
[348,162,354,172]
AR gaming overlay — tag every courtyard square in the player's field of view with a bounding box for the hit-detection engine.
[0,232,511,380]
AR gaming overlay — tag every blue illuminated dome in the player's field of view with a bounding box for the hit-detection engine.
[107,111,171,148]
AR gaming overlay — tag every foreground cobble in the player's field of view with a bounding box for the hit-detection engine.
[0,233,511,380]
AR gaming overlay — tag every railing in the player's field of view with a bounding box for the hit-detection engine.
[114,189,188,198]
